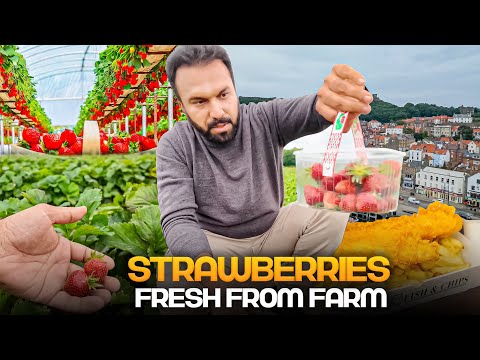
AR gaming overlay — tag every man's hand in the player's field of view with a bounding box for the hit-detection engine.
[0,204,121,314]
[316,64,373,133]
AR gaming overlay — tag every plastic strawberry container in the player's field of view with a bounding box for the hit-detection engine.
[294,113,405,214]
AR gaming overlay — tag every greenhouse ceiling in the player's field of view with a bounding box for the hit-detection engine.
[17,45,107,127]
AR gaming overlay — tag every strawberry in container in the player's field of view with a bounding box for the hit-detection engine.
[296,112,405,214]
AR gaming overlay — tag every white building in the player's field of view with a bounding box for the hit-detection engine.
[450,113,473,123]
[385,125,404,135]
[432,125,452,138]
[415,167,467,203]
[408,143,435,163]
[466,173,480,207]
[367,120,382,129]
[467,140,480,154]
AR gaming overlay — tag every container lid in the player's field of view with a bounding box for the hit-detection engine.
[292,125,355,154]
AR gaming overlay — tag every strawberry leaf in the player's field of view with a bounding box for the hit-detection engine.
[76,188,102,223]
[124,184,158,212]
[21,189,51,205]
[102,223,148,256]
[130,205,166,255]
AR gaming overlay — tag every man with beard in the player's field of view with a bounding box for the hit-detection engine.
[156,45,373,272]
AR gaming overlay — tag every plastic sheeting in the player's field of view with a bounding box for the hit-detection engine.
[17,45,107,127]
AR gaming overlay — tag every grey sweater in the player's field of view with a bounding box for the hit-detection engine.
[156,94,331,258]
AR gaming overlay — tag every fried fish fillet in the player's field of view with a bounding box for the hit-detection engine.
[335,202,464,268]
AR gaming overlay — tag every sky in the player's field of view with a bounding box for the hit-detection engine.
[18,45,480,126]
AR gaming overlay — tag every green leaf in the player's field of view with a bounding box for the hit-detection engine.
[132,58,142,70]
[72,224,113,241]
[21,189,51,205]
[125,184,158,211]
[92,214,109,227]
[5,47,15,56]
[0,290,16,315]
[130,205,165,254]
[124,84,132,90]
[142,59,151,67]
[104,223,148,256]
[10,299,51,315]
[11,55,19,63]
[76,188,103,222]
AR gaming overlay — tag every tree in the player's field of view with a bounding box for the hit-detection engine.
[414,132,425,142]
[458,125,474,140]
[404,128,414,134]
[283,147,302,166]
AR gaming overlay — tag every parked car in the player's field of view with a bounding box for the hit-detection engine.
[399,196,405,201]
[430,199,445,204]
[457,211,473,220]
[408,197,420,205]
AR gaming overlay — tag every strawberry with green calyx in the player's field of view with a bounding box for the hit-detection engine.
[378,160,402,177]
[64,270,102,297]
[84,252,109,283]
[59,129,77,146]
[344,162,373,184]
[304,185,324,205]
[22,128,41,145]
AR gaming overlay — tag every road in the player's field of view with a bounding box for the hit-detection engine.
[397,188,480,220]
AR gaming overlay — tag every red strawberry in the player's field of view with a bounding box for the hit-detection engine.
[111,136,123,144]
[84,253,108,283]
[335,179,357,195]
[60,129,77,146]
[58,147,75,156]
[113,142,129,154]
[339,194,357,212]
[64,270,100,297]
[323,191,341,209]
[31,144,44,153]
[304,185,324,205]
[379,160,402,177]
[311,163,323,181]
[356,193,379,212]
[100,140,110,154]
[130,133,141,142]
[43,134,63,150]
[141,138,156,150]
[362,174,389,193]
[322,172,348,191]
[70,139,83,154]
[22,128,41,145]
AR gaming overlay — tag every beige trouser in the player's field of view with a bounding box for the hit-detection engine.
[205,202,350,259]
[157,203,349,314]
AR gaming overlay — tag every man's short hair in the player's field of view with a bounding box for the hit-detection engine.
[166,45,235,100]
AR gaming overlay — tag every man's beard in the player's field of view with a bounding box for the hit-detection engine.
[187,114,239,144]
